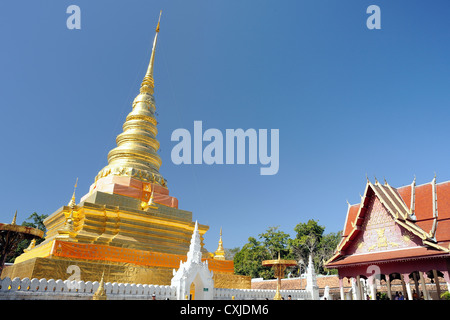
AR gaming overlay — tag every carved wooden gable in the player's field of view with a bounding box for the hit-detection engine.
[346,194,422,255]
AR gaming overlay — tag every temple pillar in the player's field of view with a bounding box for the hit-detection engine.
[356,275,363,300]
[339,277,345,301]
[400,274,407,298]
[412,272,420,299]
[386,274,392,300]
[419,271,430,300]
[432,270,441,299]
[443,271,450,292]
[368,275,377,300]
[351,277,358,300]
[402,273,413,300]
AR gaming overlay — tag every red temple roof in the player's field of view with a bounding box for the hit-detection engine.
[326,178,450,269]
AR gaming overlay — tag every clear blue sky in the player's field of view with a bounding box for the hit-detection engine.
[1,1,450,252]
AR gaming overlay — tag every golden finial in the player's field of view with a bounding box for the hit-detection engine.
[68,178,78,208]
[214,227,226,260]
[11,210,17,225]
[140,11,162,95]
[156,10,162,33]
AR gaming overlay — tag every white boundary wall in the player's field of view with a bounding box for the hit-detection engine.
[214,288,311,300]
[0,277,176,300]
[0,277,313,300]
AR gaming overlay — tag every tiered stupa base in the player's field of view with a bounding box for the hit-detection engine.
[3,176,250,289]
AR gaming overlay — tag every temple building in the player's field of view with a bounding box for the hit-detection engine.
[325,176,450,300]
[2,13,249,289]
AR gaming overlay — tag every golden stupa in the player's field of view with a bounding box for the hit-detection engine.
[2,12,249,289]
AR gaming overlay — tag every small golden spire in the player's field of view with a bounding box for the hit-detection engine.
[92,270,107,300]
[214,227,226,260]
[68,178,78,208]
[11,210,17,225]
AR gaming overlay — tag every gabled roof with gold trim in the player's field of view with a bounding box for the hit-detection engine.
[326,177,450,268]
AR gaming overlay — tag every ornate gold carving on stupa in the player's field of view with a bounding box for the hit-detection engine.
[141,190,157,211]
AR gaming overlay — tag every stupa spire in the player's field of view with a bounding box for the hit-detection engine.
[95,11,166,187]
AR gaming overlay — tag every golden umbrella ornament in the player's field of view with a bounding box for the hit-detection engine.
[262,253,297,300]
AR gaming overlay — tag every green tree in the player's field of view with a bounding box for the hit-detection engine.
[7,212,48,263]
[289,219,340,275]
[234,236,272,279]
[258,226,292,259]
[289,220,324,272]
[225,247,240,261]
[318,231,341,274]
[234,221,341,279]
[22,212,47,232]
[234,226,295,279]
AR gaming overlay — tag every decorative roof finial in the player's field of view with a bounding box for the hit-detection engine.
[11,210,17,225]
[431,172,438,238]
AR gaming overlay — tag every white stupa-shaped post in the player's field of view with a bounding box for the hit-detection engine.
[305,254,319,300]
[171,221,214,300]
[186,221,203,264]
